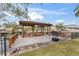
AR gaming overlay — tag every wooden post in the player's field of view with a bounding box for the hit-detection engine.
[49,26,51,36]
[31,26,34,36]
[42,26,44,36]
[41,26,42,33]
[41,26,43,35]
[36,26,39,36]
[47,26,51,36]
[41,26,44,36]
[47,26,49,35]
[22,25,24,37]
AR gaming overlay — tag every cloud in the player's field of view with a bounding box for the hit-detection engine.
[58,8,66,11]
[3,11,12,16]
[28,7,68,15]
[51,11,67,15]
[28,12,44,20]
[58,7,73,11]
[55,19,64,23]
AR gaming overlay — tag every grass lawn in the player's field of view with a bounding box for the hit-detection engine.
[16,39,79,56]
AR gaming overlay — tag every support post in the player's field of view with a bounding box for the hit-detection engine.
[41,26,44,36]
[4,37,6,56]
[31,26,34,36]
[47,26,51,36]
[49,26,51,36]
[22,25,24,37]
[36,26,39,36]
[42,26,44,35]
[47,26,49,35]
[37,26,39,36]
[41,26,43,35]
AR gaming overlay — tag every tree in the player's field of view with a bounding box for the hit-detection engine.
[8,3,30,20]
[2,19,10,28]
[74,5,79,17]
[0,12,7,27]
[0,3,30,29]
[0,3,30,20]
[55,23,64,30]
[0,3,43,21]
[0,4,13,27]
[10,22,17,33]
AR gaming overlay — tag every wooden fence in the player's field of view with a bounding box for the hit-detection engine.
[51,31,65,37]
[58,31,65,37]
[71,32,79,39]
[8,34,17,48]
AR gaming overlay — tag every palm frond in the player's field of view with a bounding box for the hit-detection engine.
[74,5,79,17]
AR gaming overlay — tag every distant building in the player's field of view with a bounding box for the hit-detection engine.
[65,24,79,32]
[65,24,79,29]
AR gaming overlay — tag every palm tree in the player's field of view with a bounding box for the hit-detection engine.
[74,5,79,17]
[74,5,79,25]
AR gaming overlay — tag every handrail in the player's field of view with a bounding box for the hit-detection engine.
[8,34,17,48]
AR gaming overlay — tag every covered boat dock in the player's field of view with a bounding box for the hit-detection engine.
[19,21,52,37]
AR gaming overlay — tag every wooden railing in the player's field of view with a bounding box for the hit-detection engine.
[58,32,65,37]
[8,34,17,48]
[23,32,44,37]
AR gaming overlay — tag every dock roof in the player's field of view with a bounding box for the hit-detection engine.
[19,21,52,26]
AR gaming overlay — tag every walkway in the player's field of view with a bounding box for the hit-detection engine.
[0,35,52,55]
[12,35,52,49]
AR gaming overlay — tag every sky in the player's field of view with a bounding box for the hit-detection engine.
[28,3,79,25]
[3,3,79,25]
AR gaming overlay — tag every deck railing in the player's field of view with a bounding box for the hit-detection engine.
[22,32,47,37]
[8,34,17,48]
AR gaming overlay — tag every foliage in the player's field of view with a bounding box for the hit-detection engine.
[0,13,7,19]
[11,22,17,33]
[55,23,64,30]
[74,5,79,17]
[0,3,30,28]
[0,3,30,20]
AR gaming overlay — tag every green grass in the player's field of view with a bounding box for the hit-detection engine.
[16,39,79,56]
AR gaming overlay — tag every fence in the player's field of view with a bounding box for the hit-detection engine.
[71,32,79,39]
[8,34,17,48]
[51,31,79,40]
[23,32,46,37]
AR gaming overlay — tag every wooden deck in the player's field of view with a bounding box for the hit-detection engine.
[11,35,52,49]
